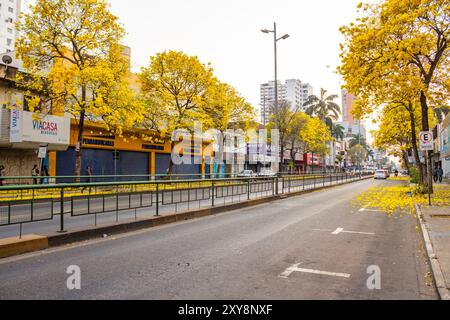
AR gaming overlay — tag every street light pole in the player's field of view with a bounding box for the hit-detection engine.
[273,22,278,124]
[264,22,288,128]
[261,22,289,175]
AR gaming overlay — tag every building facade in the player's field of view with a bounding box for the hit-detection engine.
[260,79,313,124]
[0,0,21,53]
[439,115,450,178]
[341,89,356,125]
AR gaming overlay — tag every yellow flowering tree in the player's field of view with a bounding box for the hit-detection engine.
[15,0,142,177]
[300,117,332,172]
[373,106,415,172]
[139,51,217,174]
[339,0,450,191]
[203,82,256,174]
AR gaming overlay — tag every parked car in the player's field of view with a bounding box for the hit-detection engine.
[374,170,389,180]
[257,169,276,178]
[237,170,256,178]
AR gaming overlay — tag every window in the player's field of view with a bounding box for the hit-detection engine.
[7,18,13,23]
[8,7,13,13]
[7,28,12,34]
[6,38,12,46]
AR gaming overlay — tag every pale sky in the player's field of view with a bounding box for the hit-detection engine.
[106,0,370,109]
[23,0,379,140]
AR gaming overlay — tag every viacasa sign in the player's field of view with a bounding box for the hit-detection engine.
[9,109,70,149]
[32,118,59,136]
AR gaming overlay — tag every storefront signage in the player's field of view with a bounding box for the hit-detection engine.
[9,109,70,147]
[82,138,115,147]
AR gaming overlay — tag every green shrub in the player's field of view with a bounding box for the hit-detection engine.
[409,166,420,184]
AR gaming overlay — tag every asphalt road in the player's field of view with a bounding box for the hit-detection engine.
[0,178,436,299]
[0,175,352,238]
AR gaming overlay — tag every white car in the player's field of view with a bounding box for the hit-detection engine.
[374,170,389,180]
[237,170,256,178]
[257,169,276,177]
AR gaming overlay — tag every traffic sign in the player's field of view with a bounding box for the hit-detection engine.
[419,131,434,151]
[38,146,48,159]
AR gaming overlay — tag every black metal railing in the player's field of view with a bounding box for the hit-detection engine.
[0,172,373,237]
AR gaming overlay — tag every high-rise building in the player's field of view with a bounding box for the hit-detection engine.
[0,0,22,53]
[338,89,367,141]
[260,79,313,124]
[341,89,356,125]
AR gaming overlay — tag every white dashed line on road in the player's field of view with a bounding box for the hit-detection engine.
[279,263,351,279]
[313,227,376,236]
[359,207,385,213]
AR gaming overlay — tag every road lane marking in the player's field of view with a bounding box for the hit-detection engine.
[332,228,344,235]
[341,230,375,235]
[313,228,375,236]
[359,207,385,213]
[279,263,351,279]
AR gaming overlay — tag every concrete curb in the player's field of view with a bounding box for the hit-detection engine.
[415,203,450,300]
[0,234,48,259]
[1,176,373,259]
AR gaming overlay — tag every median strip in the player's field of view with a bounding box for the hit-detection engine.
[0,175,373,259]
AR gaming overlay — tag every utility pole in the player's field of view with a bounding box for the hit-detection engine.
[261,23,290,175]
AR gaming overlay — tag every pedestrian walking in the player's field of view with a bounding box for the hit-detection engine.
[41,165,50,184]
[86,165,93,183]
[82,165,93,193]
[31,165,40,185]
[0,165,5,186]
[433,167,438,183]
[437,167,444,183]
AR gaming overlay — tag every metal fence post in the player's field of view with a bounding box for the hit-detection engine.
[212,181,215,207]
[155,183,160,216]
[59,188,66,233]
[247,179,250,200]
[275,177,279,195]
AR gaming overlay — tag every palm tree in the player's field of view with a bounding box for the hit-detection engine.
[303,88,341,130]
[349,134,373,163]
[332,124,345,141]
[303,88,341,172]
[349,133,368,149]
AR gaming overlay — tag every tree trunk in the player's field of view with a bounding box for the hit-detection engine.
[408,107,424,184]
[402,150,411,174]
[75,87,87,181]
[167,140,175,177]
[279,144,284,176]
[322,153,326,173]
[75,109,86,182]
[216,134,225,178]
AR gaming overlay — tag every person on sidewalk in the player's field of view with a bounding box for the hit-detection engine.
[437,167,444,183]
[0,165,5,186]
[81,165,93,193]
[31,165,40,185]
[433,167,439,183]
[41,165,50,185]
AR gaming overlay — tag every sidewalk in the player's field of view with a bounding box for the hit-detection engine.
[418,205,450,299]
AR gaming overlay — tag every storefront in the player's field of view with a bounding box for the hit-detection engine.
[440,118,450,178]
[55,121,209,181]
[0,108,71,181]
